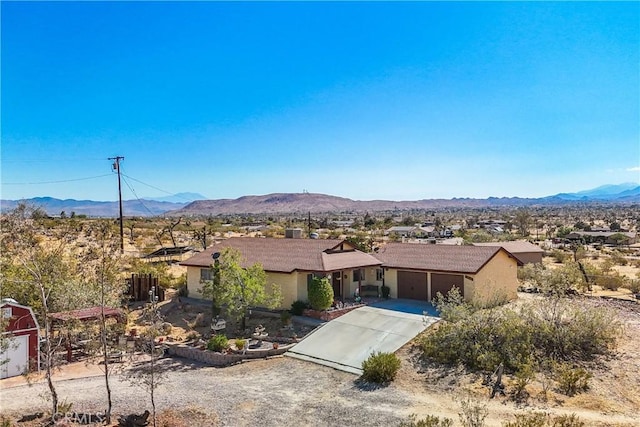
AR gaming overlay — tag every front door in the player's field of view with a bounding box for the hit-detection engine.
[331,272,342,298]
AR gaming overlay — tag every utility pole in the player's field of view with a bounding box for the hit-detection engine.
[109,156,125,253]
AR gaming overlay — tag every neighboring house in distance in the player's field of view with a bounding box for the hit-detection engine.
[180,238,382,308]
[473,241,544,265]
[565,231,637,246]
[386,226,434,238]
[1,300,40,379]
[373,243,522,304]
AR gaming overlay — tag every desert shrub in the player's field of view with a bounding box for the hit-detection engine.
[400,414,454,427]
[433,287,473,322]
[290,300,309,316]
[308,276,334,310]
[609,251,628,266]
[280,310,292,325]
[502,412,548,427]
[422,298,620,375]
[623,279,640,293]
[177,285,189,298]
[521,298,621,361]
[512,359,536,399]
[518,263,584,295]
[551,249,569,264]
[551,414,584,427]
[361,351,401,384]
[554,363,591,396]
[421,307,532,372]
[596,272,626,291]
[234,338,246,350]
[207,334,228,352]
[458,398,488,427]
[502,412,583,427]
[184,331,199,342]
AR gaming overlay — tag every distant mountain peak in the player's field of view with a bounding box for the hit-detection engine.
[144,192,207,203]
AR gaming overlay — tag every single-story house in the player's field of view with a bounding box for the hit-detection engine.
[373,243,522,304]
[565,231,637,246]
[180,238,383,308]
[386,226,433,238]
[1,300,40,379]
[473,241,544,264]
[180,237,522,308]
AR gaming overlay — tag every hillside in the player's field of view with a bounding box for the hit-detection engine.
[2,184,638,217]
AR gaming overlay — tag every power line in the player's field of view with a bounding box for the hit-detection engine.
[121,175,158,217]
[2,174,113,185]
[120,173,176,196]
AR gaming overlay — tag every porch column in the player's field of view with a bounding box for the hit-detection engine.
[341,269,345,302]
[427,272,432,302]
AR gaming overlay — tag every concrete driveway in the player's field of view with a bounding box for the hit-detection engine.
[286,300,439,375]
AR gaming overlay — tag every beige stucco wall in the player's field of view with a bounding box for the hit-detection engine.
[267,272,298,309]
[185,267,298,310]
[467,251,519,303]
[186,267,207,299]
[382,268,398,299]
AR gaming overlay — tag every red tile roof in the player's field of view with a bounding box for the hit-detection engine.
[373,242,512,274]
[180,238,381,273]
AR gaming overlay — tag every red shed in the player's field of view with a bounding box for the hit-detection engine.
[1,300,40,379]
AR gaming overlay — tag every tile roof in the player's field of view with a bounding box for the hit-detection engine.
[373,242,507,274]
[180,238,381,273]
[473,241,544,253]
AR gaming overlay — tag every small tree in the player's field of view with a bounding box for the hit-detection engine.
[126,295,166,427]
[308,276,334,311]
[201,247,282,332]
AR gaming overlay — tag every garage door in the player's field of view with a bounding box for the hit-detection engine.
[397,271,427,300]
[431,273,464,301]
[0,334,29,379]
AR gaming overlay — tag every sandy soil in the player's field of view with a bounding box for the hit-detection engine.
[1,298,638,426]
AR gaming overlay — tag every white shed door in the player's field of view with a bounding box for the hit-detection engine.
[1,334,29,379]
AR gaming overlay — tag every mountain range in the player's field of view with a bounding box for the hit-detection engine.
[1,184,638,217]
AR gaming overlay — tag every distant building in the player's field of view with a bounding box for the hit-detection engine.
[473,241,544,264]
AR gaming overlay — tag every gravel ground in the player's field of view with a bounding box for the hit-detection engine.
[0,356,413,426]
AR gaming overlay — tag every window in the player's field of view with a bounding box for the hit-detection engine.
[376,268,384,281]
[1,307,12,319]
[200,268,213,282]
[353,269,365,282]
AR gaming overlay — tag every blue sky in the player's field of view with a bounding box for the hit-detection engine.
[2,1,639,202]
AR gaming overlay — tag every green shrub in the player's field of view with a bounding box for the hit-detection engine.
[458,398,488,427]
[551,414,584,427]
[308,276,334,311]
[421,298,620,374]
[361,351,401,384]
[280,310,292,325]
[551,249,569,264]
[234,338,246,350]
[207,334,228,352]
[554,364,591,396]
[381,284,390,298]
[512,359,536,399]
[290,300,309,316]
[177,285,189,298]
[400,414,454,427]
[502,412,585,427]
[502,412,548,427]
